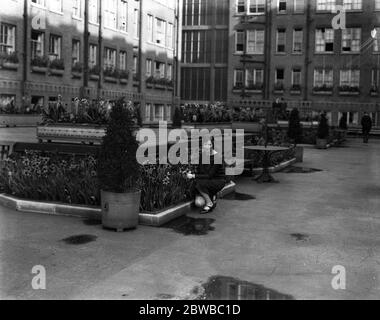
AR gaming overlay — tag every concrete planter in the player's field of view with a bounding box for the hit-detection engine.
[31,66,48,74]
[104,76,117,83]
[90,74,100,81]
[101,189,141,231]
[154,84,166,90]
[50,68,64,76]
[370,92,378,97]
[246,89,262,94]
[2,62,19,70]
[119,78,128,85]
[339,91,360,96]
[0,114,42,127]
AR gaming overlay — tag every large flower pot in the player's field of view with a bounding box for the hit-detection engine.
[101,189,141,231]
[316,138,328,149]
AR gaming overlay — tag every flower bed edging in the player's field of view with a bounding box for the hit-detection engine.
[251,158,296,175]
[0,181,236,227]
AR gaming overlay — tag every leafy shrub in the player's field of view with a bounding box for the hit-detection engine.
[89,65,100,75]
[72,62,83,73]
[317,113,330,139]
[103,67,119,78]
[119,70,129,79]
[181,103,232,123]
[287,108,303,145]
[50,58,65,70]
[31,56,49,67]
[1,51,19,64]
[172,106,183,128]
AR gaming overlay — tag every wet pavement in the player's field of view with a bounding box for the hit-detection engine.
[0,138,380,299]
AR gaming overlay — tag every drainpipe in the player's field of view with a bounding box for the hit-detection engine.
[138,0,143,95]
[303,0,311,102]
[22,0,28,102]
[83,0,89,97]
[97,0,103,99]
[264,0,272,100]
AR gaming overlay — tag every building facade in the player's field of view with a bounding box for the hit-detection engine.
[0,0,180,124]
[181,0,380,127]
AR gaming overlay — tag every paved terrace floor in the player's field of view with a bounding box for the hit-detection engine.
[0,139,379,300]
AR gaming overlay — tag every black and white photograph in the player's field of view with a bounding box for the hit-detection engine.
[0,0,379,305]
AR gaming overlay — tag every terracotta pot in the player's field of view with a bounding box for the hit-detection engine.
[101,189,141,231]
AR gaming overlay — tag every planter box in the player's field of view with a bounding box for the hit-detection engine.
[232,89,242,93]
[119,78,128,84]
[104,76,117,83]
[290,90,301,95]
[90,74,100,81]
[31,66,48,74]
[274,90,284,94]
[0,114,42,127]
[339,91,360,96]
[167,86,174,91]
[133,80,139,87]
[154,84,166,90]
[49,68,64,76]
[146,83,154,88]
[2,62,19,70]
[72,72,82,79]
[246,89,262,94]
[313,90,333,96]
[370,92,379,97]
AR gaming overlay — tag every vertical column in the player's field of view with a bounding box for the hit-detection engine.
[82,0,89,98]
[209,0,216,103]
[97,0,103,99]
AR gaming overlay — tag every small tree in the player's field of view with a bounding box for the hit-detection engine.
[172,106,183,128]
[317,112,330,139]
[97,98,140,193]
[287,108,303,145]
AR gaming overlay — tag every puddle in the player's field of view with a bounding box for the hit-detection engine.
[198,276,294,300]
[83,219,102,226]
[282,166,322,174]
[223,192,256,201]
[161,216,215,236]
[290,233,310,242]
[61,234,97,245]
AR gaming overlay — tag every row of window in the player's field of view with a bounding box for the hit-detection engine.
[234,27,380,55]
[233,68,380,89]
[235,0,380,15]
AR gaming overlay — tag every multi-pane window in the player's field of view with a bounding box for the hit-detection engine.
[234,69,244,88]
[249,0,265,14]
[293,29,303,53]
[0,24,16,54]
[146,59,152,77]
[118,0,128,32]
[89,44,97,67]
[31,0,46,6]
[246,30,265,54]
[154,105,164,121]
[246,69,263,88]
[235,30,245,53]
[316,0,335,11]
[343,0,362,11]
[184,0,210,25]
[134,9,140,38]
[72,0,81,18]
[342,28,361,52]
[145,104,151,122]
[275,68,285,84]
[89,0,99,23]
[155,61,165,78]
[50,0,62,12]
[72,40,80,65]
[31,31,44,59]
[167,64,172,80]
[147,14,153,42]
[166,23,173,49]
[371,69,379,87]
[119,51,127,70]
[278,0,287,13]
[314,69,333,87]
[376,0,380,10]
[292,68,301,85]
[294,0,304,13]
[104,48,116,69]
[276,29,286,53]
[340,69,360,86]
[374,28,380,52]
[133,55,138,74]
[48,34,62,60]
[315,28,334,52]
[155,18,166,46]
[105,0,117,29]
[183,30,212,63]
[236,0,245,13]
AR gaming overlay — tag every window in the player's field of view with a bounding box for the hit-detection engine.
[72,0,81,18]
[50,0,62,12]
[72,40,80,65]
[104,48,116,69]
[293,29,303,53]
[105,0,117,29]
[340,69,360,86]
[276,29,286,53]
[236,0,245,13]
[343,0,362,11]
[180,67,211,100]
[155,61,165,78]
[155,18,166,46]
[235,30,244,53]
[167,64,172,80]
[316,0,335,11]
[342,28,361,52]
[89,44,97,68]
[31,0,45,7]
[249,0,265,14]
[376,0,380,10]
[315,28,334,52]
[294,0,304,12]
[49,34,62,60]
[166,23,173,49]
[246,30,264,54]
[154,105,164,121]
[31,31,44,59]
[292,68,301,85]
[145,104,151,122]
[133,55,138,74]
[234,69,244,88]
[134,9,140,38]
[371,69,379,87]
[119,51,127,70]
[275,68,285,84]
[183,30,212,63]
[89,0,98,23]
[118,0,128,32]
[278,0,287,13]
[146,59,152,77]
[184,0,210,25]
[246,69,263,88]
[314,68,333,87]
[0,24,16,54]
[147,14,153,42]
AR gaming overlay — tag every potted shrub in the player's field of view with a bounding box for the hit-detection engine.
[31,55,49,73]
[1,51,19,70]
[316,112,330,149]
[287,108,303,161]
[97,98,141,231]
[49,58,65,76]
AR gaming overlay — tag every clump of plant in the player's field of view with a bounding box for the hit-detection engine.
[50,58,65,70]
[31,55,49,67]
[97,98,140,193]
[317,112,330,139]
[172,106,183,128]
[287,108,303,145]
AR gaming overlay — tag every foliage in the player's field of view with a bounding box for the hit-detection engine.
[232,107,266,122]
[72,62,83,73]
[103,67,119,78]
[274,82,284,91]
[338,85,360,93]
[172,106,183,128]
[313,85,333,92]
[50,58,65,70]
[317,113,330,139]
[181,103,232,123]
[31,55,49,68]
[1,51,19,64]
[89,65,100,75]
[119,69,129,79]
[97,98,140,193]
[339,114,348,130]
[291,84,301,91]
[287,108,303,145]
